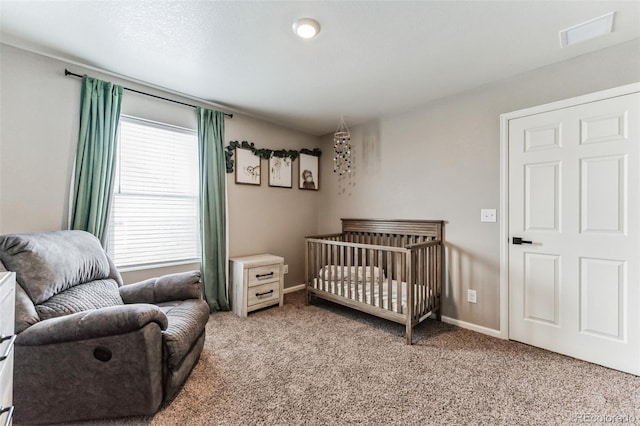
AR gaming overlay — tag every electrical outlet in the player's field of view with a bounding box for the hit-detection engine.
[480,209,497,223]
[467,289,477,304]
[283,264,289,274]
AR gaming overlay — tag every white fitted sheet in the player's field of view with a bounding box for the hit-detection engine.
[312,277,408,313]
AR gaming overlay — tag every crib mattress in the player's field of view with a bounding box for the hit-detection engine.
[311,278,412,313]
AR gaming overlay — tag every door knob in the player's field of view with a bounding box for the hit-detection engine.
[512,237,533,245]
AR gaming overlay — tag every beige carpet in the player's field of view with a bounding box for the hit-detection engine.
[55,292,639,425]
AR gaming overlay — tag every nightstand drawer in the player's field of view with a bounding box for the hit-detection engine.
[248,264,280,288]
[247,281,280,307]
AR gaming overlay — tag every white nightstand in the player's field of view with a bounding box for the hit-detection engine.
[230,254,284,317]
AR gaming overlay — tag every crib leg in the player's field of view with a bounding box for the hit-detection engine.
[304,288,310,306]
[406,322,413,345]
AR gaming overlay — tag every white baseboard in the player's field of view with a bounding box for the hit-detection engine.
[441,315,504,339]
[282,287,503,339]
[283,283,305,294]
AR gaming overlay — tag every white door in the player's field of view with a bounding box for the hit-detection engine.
[508,91,640,375]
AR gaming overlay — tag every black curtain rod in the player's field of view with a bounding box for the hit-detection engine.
[64,69,233,118]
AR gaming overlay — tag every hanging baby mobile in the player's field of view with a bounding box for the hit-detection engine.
[333,116,351,175]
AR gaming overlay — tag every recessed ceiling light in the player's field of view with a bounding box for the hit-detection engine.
[293,18,320,39]
[559,11,615,48]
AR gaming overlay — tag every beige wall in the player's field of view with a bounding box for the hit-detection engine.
[317,39,640,331]
[2,39,639,330]
[0,44,319,287]
[225,115,320,287]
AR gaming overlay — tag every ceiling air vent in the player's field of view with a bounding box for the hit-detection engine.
[559,11,615,48]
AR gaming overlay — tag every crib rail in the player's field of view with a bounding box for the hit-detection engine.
[305,230,442,343]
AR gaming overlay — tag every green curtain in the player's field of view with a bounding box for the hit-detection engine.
[70,76,123,245]
[197,107,230,312]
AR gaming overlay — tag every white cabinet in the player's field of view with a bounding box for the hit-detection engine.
[230,254,284,317]
[0,272,15,426]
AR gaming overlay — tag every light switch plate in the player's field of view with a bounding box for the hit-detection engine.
[481,209,497,222]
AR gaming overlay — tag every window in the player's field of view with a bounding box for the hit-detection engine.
[108,116,200,269]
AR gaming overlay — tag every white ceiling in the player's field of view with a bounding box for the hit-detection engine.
[1,1,639,136]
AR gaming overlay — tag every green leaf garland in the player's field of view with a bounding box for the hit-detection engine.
[225,140,321,173]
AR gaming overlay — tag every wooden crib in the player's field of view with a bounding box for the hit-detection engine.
[305,219,444,344]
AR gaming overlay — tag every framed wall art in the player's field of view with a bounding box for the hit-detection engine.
[235,148,261,185]
[268,156,292,188]
[298,153,319,190]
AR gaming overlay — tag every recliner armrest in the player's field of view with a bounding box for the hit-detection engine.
[119,270,202,304]
[16,304,168,346]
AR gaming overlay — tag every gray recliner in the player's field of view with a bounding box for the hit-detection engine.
[0,230,210,424]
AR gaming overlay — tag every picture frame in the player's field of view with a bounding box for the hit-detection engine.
[268,156,293,188]
[235,148,261,185]
[298,153,319,190]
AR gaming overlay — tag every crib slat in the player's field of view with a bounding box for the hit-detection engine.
[393,253,406,314]
[322,243,327,292]
[433,245,437,310]
[313,242,317,290]
[419,246,424,313]
[427,245,432,310]
[306,241,310,283]
[362,247,367,304]
[340,244,346,297]
[416,247,422,316]
[362,247,367,303]
[354,246,360,302]
[312,241,316,290]
[437,241,442,312]
[386,251,392,311]
[377,249,383,309]
[420,248,424,317]
[320,242,324,291]
[406,254,413,342]
[312,242,316,290]
[333,246,344,296]
[371,248,375,305]
[315,242,319,291]
[346,245,352,300]
[336,243,341,296]
[431,245,442,310]
[413,248,418,316]
[424,246,429,314]
[433,245,437,309]
[337,244,341,295]
[332,244,337,293]
[325,243,331,293]
[317,242,321,292]
[424,247,433,312]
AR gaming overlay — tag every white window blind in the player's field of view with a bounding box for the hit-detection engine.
[107,116,200,269]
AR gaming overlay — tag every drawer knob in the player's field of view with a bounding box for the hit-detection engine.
[255,289,274,297]
[0,334,16,362]
[255,272,274,279]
